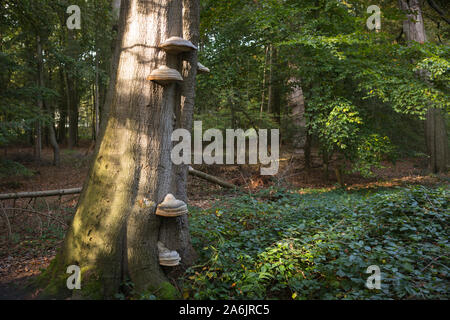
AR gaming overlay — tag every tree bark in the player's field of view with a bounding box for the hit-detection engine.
[66,30,79,149]
[162,0,200,270]
[94,53,100,139]
[260,45,269,117]
[37,36,60,166]
[57,68,67,145]
[287,76,306,153]
[267,44,273,114]
[399,0,449,173]
[41,0,198,299]
[268,46,281,123]
[34,36,43,163]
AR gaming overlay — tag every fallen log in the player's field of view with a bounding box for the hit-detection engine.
[0,168,237,200]
[0,187,82,200]
[188,166,238,189]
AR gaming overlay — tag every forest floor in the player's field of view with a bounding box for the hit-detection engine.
[0,142,448,299]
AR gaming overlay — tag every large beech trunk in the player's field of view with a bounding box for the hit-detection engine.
[43,0,198,299]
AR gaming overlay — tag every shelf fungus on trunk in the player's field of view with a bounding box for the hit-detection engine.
[147,65,183,85]
[155,193,188,217]
[157,241,181,267]
[197,62,210,74]
[159,36,197,54]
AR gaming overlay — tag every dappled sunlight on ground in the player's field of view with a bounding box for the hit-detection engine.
[0,145,448,298]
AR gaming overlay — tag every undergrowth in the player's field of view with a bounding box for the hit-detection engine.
[182,185,449,300]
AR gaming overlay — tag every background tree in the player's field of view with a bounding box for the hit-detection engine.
[399,0,449,173]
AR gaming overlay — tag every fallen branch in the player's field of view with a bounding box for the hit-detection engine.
[0,168,237,201]
[0,187,82,200]
[188,166,238,189]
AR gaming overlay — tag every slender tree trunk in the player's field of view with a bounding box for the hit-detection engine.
[267,44,273,113]
[95,55,100,139]
[268,46,281,123]
[48,120,60,166]
[66,29,79,149]
[34,36,42,163]
[287,76,306,153]
[304,132,312,171]
[260,45,269,117]
[425,107,449,173]
[37,38,60,166]
[229,92,237,129]
[41,0,198,299]
[399,0,449,173]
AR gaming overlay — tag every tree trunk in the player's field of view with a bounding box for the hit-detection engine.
[40,0,198,299]
[162,0,200,270]
[304,132,312,171]
[399,0,449,173]
[260,45,269,117]
[425,107,449,173]
[287,76,306,153]
[34,36,42,163]
[267,44,273,114]
[67,75,79,148]
[66,30,79,149]
[57,68,67,145]
[268,46,281,123]
[94,55,100,139]
[37,36,60,166]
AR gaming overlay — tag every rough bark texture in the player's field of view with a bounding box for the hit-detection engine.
[399,0,449,173]
[425,107,449,173]
[40,0,198,299]
[287,77,306,153]
[399,0,427,44]
[161,0,200,271]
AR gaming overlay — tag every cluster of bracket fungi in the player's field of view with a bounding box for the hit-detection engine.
[147,36,210,85]
[149,36,209,267]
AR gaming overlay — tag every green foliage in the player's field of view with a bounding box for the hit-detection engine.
[1,0,115,146]
[314,98,363,152]
[197,0,449,170]
[353,134,396,176]
[183,186,449,299]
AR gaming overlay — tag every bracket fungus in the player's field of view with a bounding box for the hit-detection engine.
[197,62,210,74]
[147,65,183,85]
[157,241,181,266]
[159,36,197,54]
[155,193,188,217]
